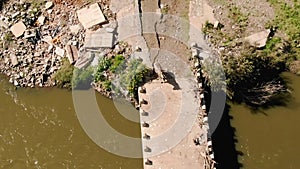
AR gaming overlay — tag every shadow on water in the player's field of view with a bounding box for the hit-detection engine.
[248,92,292,115]
[247,74,294,115]
[212,104,242,169]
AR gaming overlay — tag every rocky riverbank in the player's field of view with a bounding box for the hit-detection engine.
[0,0,115,88]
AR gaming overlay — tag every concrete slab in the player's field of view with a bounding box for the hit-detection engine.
[84,31,114,49]
[10,21,26,38]
[74,51,95,69]
[65,45,79,64]
[77,3,106,29]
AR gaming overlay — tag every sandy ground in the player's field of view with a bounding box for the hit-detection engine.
[206,0,275,36]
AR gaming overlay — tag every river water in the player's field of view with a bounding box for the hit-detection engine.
[0,75,142,168]
[1,71,300,169]
[228,72,300,169]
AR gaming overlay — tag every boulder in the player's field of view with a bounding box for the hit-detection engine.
[245,29,271,48]
[10,21,26,37]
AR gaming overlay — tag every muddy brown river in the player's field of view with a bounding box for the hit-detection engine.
[1,72,300,169]
[229,72,300,169]
[0,75,142,168]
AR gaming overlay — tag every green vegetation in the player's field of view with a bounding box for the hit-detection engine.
[94,54,148,96]
[29,0,44,10]
[54,58,74,89]
[94,57,112,83]
[267,0,300,59]
[201,2,297,105]
[119,59,149,97]
[222,42,290,104]
[228,6,249,28]
[202,58,226,92]
[4,32,13,42]
[72,66,94,89]
[110,54,125,72]
[1,32,14,49]
[161,5,169,15]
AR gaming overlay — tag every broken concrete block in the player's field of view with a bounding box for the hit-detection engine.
[65,45,79,64]
[245,29,271,48]
[74,51,94,69]
[45,1,54,10]
[37,16,46,25]
[76,3,106,29]
[10,21,26,37]
[12,11,20,18]
[69,25,81,34]
[84,31,114,49]
[10,54,18,66]
[55,47,65,57]
[42,35,53,44]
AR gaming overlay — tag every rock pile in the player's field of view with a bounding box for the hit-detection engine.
[0,0,115,87]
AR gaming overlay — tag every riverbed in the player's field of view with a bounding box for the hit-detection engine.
[0,75,143,168]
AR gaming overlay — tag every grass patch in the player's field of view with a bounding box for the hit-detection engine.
[267,0,300,58]
[4,32,14,42]
[228,5,249,28]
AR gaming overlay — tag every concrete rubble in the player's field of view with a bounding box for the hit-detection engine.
[65,45,79,64]
[0,0,116,87]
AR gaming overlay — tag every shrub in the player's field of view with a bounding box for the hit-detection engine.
[54,58,74,89]
[72,66,94,89]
